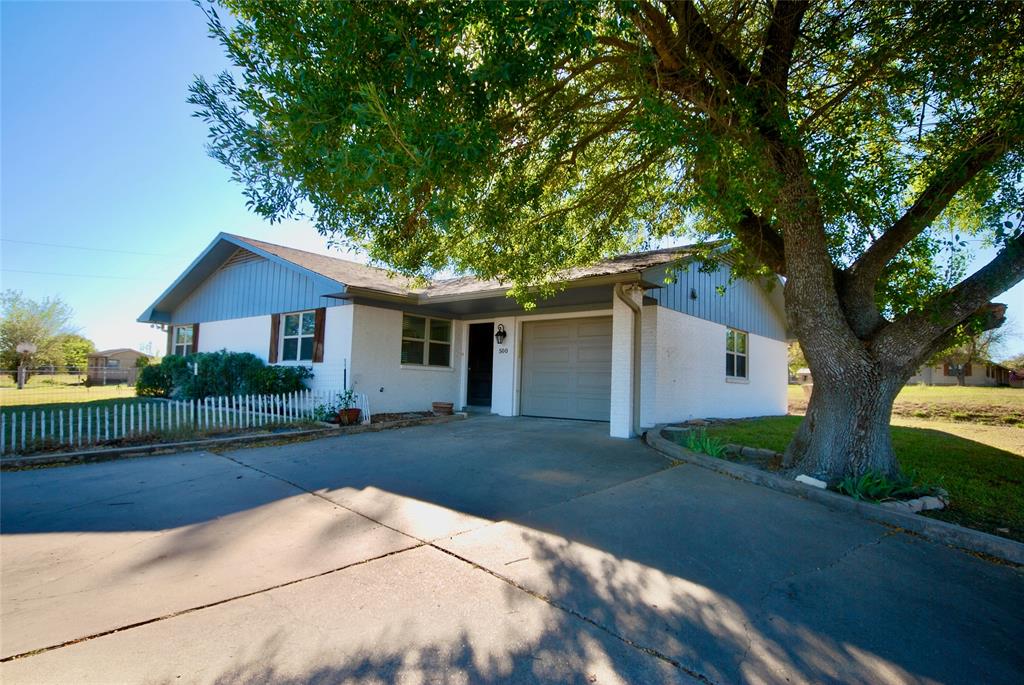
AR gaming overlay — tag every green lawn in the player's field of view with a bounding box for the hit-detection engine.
[0,384,137,408]
[788,384,1023,426]
[701,416,1024,542]
[0,396,154,418]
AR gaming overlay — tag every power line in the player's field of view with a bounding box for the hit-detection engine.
[0,238,182,257]
[1,266,156,278]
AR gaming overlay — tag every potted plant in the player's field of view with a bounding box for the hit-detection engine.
[337,389,362,425]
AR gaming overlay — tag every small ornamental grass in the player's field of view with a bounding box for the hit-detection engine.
[834,469,938,503]
[683,428,728,458]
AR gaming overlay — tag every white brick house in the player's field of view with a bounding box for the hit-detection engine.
[139,233,789,437]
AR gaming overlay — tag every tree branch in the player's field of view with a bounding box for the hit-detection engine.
[732,209,787,275]
[875,232,1024,367]
[848,126,1020,284]
[759,1,809,94]
[660,0,752,88]
[838,125,1021,336]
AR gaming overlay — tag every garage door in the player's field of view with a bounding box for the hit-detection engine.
[520,317,612,421]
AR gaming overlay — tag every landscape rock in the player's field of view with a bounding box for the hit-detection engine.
[795,474,827,489]
[685,419,709,427]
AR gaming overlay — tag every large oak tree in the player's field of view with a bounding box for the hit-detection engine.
[191,0,1024,481]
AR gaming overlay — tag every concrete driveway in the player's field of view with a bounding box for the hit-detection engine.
[2,416,1021,684]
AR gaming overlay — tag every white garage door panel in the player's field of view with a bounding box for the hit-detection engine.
[521,317,612,421]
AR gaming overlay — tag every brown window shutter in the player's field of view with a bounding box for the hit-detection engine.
[166,327,174,356]
[191,324,200,354]
[312,307,326,363]
[268,314,280,363]
[943,363,950,376]
[963,362,971,377]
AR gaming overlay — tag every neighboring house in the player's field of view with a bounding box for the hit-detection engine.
[86,349,151,385]
[794,367,812,384]
[138,233,789,437]
[907,362,1012,387]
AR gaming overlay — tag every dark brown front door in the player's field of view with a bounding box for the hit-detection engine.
[467,323,494,407]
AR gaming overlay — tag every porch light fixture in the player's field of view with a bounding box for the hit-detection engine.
[494,324,507,345]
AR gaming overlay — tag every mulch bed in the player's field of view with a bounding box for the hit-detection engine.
[371,411,437,424]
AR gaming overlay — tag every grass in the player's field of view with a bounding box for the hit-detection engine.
[787,384,1024,427]
[701,415,1024,542]
[0,384,137,408]
[0,395,149,416]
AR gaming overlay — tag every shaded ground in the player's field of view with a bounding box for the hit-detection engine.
[3,416,1022,684]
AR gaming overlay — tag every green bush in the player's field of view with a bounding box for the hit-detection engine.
[246,364,314,396]
[136,363,174,397]
[134,351,312,400]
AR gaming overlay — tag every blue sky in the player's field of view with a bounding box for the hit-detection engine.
[2,0,1021,358]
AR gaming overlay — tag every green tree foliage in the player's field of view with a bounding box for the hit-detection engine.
[55,334,96,371]
[190,1,1024,479]
[787,342,808,377]
[0,290,77,369]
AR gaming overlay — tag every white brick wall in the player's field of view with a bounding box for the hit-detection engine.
[611,286,643,438]
[640,306,787,425]
[195,307,354,395]
[349,304,462,413]
[197,315,272,359]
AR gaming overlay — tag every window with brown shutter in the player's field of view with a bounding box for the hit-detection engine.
[269,314,281,363]
[191,323,200,354]
[312,307,326,363]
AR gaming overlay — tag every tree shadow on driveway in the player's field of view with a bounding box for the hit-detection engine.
[2,417,1023,683]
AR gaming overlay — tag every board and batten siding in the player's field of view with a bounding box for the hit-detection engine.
[643,262,787,341]
[171,250,345,324]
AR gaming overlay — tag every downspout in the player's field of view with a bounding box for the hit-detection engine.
[614,283,642,437]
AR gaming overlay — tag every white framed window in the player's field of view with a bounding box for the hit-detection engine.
[726,328,748,379]
[173,326,193,357]
[106,359,120,369]
[401,314,451,367]
[281,310,316,362]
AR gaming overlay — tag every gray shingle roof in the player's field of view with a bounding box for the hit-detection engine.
[229,235,420,296]
[231,235,701,300]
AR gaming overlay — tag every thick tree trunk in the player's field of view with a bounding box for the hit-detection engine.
[785,371,905,482]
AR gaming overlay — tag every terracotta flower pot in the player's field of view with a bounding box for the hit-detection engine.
[432,402,454,415]
[338,408,362,425]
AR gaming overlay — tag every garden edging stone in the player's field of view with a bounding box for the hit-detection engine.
[645,425,1024,565]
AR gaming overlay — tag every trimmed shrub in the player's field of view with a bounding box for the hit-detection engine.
[136,350,313,400]
[136,363,174,397]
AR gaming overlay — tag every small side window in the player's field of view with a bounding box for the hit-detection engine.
[726,328,748,379]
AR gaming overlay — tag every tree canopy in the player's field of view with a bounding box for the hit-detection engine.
[0,290,79,369]
[192,0,1021,297]
[191,0,1024,479]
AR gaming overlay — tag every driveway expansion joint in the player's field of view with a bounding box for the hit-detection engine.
[0,543,424,664]
[214,450,718,683]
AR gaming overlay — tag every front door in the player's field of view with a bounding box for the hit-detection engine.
[466,323,494,407]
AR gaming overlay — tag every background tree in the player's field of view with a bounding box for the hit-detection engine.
[0,290,77,372]
[55,333,97,373]
[191,0,1024,482]
[1002,353,1024,372]
[787,342,808,378]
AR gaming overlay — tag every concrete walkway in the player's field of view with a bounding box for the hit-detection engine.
[2,416,1021,684]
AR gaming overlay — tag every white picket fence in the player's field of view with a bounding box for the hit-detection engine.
[0,389,370,456]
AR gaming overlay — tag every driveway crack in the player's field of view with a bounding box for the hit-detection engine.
[0,543,423,663]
